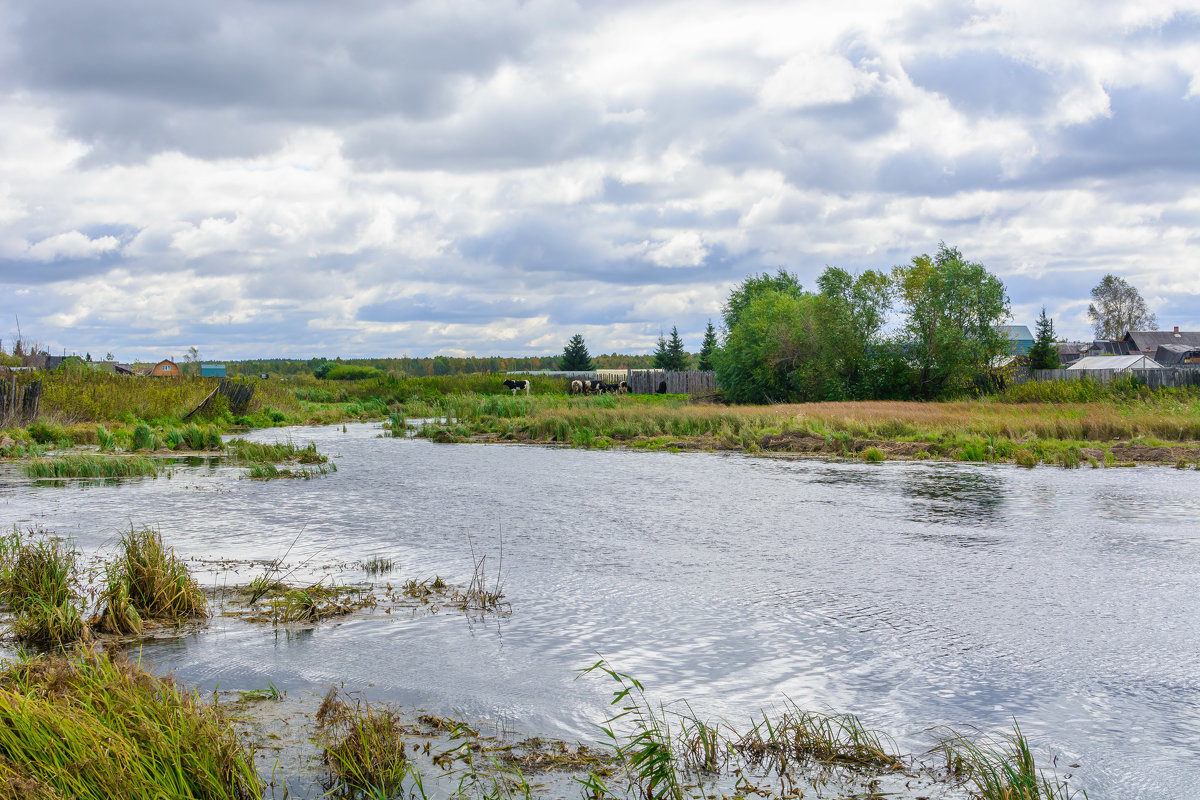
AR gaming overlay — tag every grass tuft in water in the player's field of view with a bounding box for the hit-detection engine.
[315,687,410,798]
[96,526,206,632]
[363,554,395,576]
[0,529,91,648]
[22,454,160,479]
[936,721,1085,800]
[0,648,261,800]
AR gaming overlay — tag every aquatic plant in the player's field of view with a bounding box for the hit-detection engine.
[96,526,206,632]
[860,446,886,462]
[936,722,1084,800]
[363,554,395,576]
[315,687,410,798]
[734,702,903,773]
[21,454,161,479]
[131,423,157,451]
[95,424,116,452]
[0,649,261,800]
[0,530,90,648]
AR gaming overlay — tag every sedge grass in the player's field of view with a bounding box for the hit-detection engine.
[95,526,206,634]
[0,530,91,648]
[937,722,1084,800]
[0,648,260,800]
[21,454,161,479]
[316,687,410,798]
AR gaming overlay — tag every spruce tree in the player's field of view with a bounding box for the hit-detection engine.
[697,320,717,371]
[560,334,593,371]
[665,325,689,371]
[1027,307,1060,371]
[653,330,670,370]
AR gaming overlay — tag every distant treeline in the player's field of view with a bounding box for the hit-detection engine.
[226,353,661,379]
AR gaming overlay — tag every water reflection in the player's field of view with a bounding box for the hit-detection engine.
[901,466,1006,525]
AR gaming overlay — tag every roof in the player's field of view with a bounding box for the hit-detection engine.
[1067,355,1163,371]
[1154,344,1200,365]
[1088,340,1131,356]
[1124,330,1200,352]
[1055,342,1089,355]
[997,325,1034,341]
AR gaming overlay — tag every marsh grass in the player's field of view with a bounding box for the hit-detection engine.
[244,461,334,480]
[734,702,904,773]
[95,424,116,451]
[21,454,161,479]
[226,438,326,463]
[0,648,261,800]
[936,722,1085,800]
[316,687,411,798]
[0,530,90,648]
[96,526,206,633]
[363,554,395,576]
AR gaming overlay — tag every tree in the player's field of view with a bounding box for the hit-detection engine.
[560,334,593,371]
[1027,307,1060,371]
[714,289,825,403]
[183,345,201,376]
[815,266,894,398]
[893,243,1010,398]
[1087,274,1157,340]
[697,320,718,371]
[722,268,804,332]
[654,325,689,371]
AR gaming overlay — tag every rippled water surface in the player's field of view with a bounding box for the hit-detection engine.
[2,423,1198,799]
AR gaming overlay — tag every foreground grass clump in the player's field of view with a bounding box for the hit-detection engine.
[316,687,410,797]
[938,723,1082,800]
[0,529,90,648]
[21,454,161,479]
[0,649,261,800]
[96,526,206,635]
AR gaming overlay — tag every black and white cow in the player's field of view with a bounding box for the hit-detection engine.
[570,380,584,395]
[618,381,629,394]
[503,379,530,395]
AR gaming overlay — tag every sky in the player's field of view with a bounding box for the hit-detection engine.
[1,0,1198,361]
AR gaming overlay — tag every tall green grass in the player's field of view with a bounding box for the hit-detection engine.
[226,438,326,463]
[95,526,206,635]
[21,454,161,479]
[316,687,410,797]
[0,529,90,648]
[0,649,261,799]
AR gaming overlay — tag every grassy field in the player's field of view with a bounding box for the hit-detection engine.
[5,368,1199,467]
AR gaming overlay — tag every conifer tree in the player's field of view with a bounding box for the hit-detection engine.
[697,320,717,371]
[653,330,670,370]
[560,334,593,371]
[665,325,689,371]
[1027,307,1060,371]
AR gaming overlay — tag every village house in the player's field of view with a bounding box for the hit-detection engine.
[1122,327,1200,356]
[147,359,182,377]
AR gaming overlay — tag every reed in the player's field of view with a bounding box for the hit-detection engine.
[363,555,395,576]
[95,424,116,451]
[0,649,261,800]
[21,454,160,479]
[226,438,326,463]
[734,702,903,772]
[96,526,206,632]
[131,423,157,451]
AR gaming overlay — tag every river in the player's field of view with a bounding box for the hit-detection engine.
[1,422,1197,799]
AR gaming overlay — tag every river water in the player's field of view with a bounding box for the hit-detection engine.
[1,422,1197,799]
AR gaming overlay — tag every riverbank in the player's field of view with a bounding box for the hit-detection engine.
[4,369,1200,468]
[409,394,1200,468]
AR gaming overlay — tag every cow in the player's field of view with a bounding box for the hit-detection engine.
[502,379,530,395]
[656,380,667,394]
[570,380,583,395]
[618,381,629,394]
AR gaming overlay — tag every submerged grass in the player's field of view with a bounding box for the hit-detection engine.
[0,648,261,800]
[21,454,161,479]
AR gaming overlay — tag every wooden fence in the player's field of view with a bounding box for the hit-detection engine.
[1025,367,1200,389]
[0,377,41,423]
[625,369,718,395]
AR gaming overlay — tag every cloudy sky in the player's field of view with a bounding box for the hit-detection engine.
[1,0,1198,360]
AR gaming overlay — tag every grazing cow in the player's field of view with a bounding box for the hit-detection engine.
[570,380,583,395]
[618,381,629,394]
[656,380,667,394]
[502,379,530,395]
[583,379,602,394]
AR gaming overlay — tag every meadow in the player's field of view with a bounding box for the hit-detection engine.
[4,367,1199,467]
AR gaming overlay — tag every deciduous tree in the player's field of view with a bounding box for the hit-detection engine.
[1087,274,1157,339]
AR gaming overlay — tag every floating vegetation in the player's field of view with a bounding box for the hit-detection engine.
[95,526,207,635]
[0,649,261,800]
[21,454,161,479]
[228,578,374,625]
